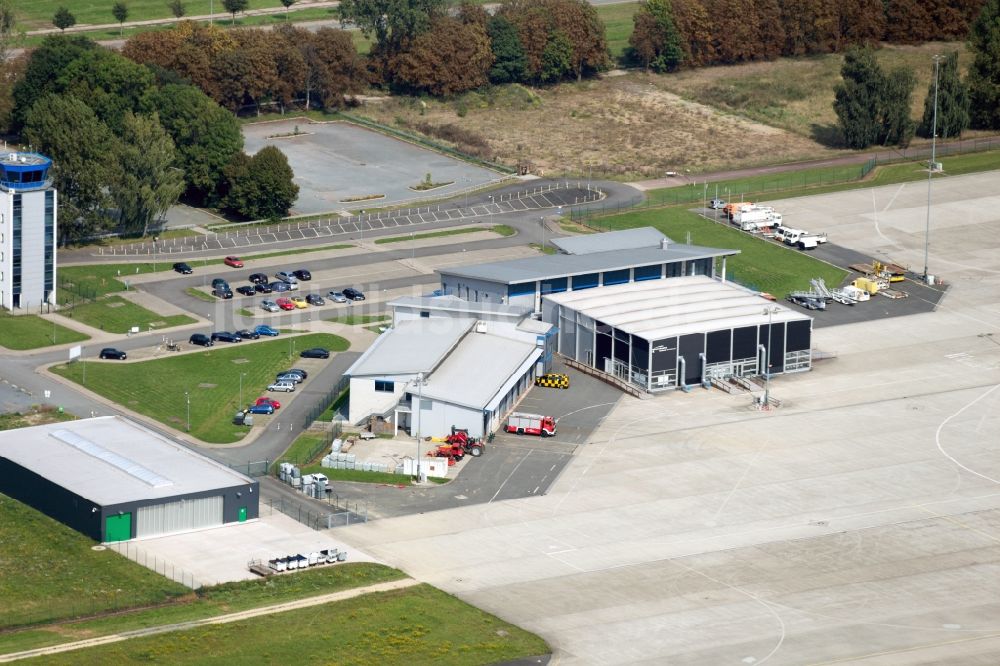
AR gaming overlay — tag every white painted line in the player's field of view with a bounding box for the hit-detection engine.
[489,450,533,503]
[935,383,1000,485]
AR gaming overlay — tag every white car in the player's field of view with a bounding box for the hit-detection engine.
[261,300,280,313]
[267,381,296,392]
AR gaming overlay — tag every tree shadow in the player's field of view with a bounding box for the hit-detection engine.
[810,123,843,148]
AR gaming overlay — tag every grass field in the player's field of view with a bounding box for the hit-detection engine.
[50,333,349,443]
[33,584,548,665]
[0,561,406,654]
[0,493,190,630]
[17,0,289,30]
[589,207,847,296]
[373,225,502,244]
[597,2,640,60]
[0,313,89,350]
[63,295,196,334]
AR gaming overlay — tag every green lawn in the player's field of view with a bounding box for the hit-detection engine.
[185,287,217,303]
[373,225,502,244]
[0,493,190,631]
[58,263,161,303]
[273,431,328,467]
[62,295,196,334]
[0,407,75,431]
[596,2,640,60]
[590,207,847,296]
[50,333,349,443]
[530,243,557,255]
[317,386,349,421]
[18,0,289,30]
[0,313,89,350]
[331,314,389,325]
[300,465,414,485]
[0,563,406,655]
[33,584,548,665]
[492,224,516,236]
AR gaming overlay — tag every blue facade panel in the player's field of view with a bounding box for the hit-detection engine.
[634,264,662,281]
[602,269,630,286]
[508,282,536,298]
[540,277,568,295]
[572,273,600,290]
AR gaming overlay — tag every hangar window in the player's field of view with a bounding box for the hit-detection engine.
[634,264,661,281]
[509,282,535,298]
[374,380,395,392]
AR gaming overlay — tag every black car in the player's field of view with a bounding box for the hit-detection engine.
[269,281,291,293]
[236,285,256,296]
[173,262,193,274]
[235,329,260,340]
[211,278,229,290]
[213,287,233,299]
[277,368,308,380]
[248,272,268,285]
[305,293,325,306]
[293,269,312,281]
[342,287,365,301]
[99,348,127,360]
[254,282,273,294]
[299,347,330,359]
[189,333,214,347]
[211,331,242,343]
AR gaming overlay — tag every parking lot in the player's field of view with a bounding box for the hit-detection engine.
[242,120,503,215]
[339,171,1000,664]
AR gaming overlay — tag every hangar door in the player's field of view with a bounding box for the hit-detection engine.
[136,496,223,538]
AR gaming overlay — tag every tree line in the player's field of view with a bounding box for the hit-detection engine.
[8,36,298,241]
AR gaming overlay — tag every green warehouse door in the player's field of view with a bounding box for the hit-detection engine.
[105,513,132,542]
[238,507,247,522]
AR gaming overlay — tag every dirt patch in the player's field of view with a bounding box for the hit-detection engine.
[198,383,217,389]
[106,301,125,308]
[232,358,251,364]
[148,321,167,327]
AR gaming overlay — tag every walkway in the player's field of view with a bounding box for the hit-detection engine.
[0,578,418,663]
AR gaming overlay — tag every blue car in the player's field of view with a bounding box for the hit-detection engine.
[254,325,280,337]
[247,403,275,415]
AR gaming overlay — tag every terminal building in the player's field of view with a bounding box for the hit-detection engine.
[0,416,258,543]
[0,152,57,310]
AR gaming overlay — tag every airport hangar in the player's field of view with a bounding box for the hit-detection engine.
[0,416,258,543]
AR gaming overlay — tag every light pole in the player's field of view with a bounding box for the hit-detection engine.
[413,373,427,482]
[185,391,191,432]
[762,306,778,407]
[540,217,546,252]
[923,54,943,284]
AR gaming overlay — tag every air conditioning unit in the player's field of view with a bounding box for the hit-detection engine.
[475,321,487,334]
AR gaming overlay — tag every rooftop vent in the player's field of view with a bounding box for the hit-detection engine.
[49,429,174,488]
[660,238,670,250]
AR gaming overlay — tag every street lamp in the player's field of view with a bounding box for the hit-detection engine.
[185,391,191,431]
[923,54,944,284]
[540,216,546,252]
[413,373,427,482]
[762,306,778,407]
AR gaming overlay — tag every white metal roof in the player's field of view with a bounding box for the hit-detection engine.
[389,295,531,318]
[420,333,540,410]
[345,318,473,377]
[544,276,811,341]
[438,244,738,285]
[550,227,667,255]
[0,416,254,506]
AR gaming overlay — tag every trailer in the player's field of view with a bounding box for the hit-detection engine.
[505,412,557,437]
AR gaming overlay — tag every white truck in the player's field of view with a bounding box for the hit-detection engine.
[733,207,782,232]
[782,228,828,249]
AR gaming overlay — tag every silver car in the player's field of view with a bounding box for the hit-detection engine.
[261,300,280,312]
[327,291,347,303]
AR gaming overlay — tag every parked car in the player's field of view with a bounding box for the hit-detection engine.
[300,347,330,359]
[267,381,296,393]
[342,287,365,301]
[280,368,308,379]
[269,281,291,293]
[254,282,273,294]
[327,291,347,303]
[211,331,242,343]
[254,324,279,337]
[224,256,244,268]
[276,373,303,385]
[213,287,233,299]
[275,271,299,285]
[235,285,255,296]
[709,199,727,210]
[292,269,312,281]
[248,272,268,284]
[305,293,325,306]
[235,329,260,340]
[189,333,213,347]
[276,297,296,311]
[173,262,193,274]
[261,300,280,313]
[99,348,127,360]
[290,295,309,309]
[247,403,275,415]
[211,278,229,290]
[255,396,281,410]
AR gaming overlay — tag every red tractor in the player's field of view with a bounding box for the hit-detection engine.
[427,427,485,464]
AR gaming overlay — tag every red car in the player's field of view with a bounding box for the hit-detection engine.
[255,397,281,410]
[224,256,244,268]
[276,297,296,311]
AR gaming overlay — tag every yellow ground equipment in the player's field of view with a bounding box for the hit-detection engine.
[535,373,570,389]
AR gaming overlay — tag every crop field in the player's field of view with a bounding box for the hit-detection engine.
[588,207,847,296]
[50,333,349,443]
[0,493,189,630]
[32,584,549,665]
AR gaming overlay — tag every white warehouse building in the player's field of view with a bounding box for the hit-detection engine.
[345,302,555,439]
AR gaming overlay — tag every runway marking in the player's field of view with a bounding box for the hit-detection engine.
[809,631,1000,665]
[489,450,533,503]
[935,382,1000,485]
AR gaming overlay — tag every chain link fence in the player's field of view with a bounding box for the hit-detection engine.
[107,540,201,589]
[265,495,368,530]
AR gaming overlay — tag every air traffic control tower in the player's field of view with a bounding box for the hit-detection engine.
[0,152,56,311]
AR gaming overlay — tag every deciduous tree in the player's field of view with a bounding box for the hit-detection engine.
[167,0,186,18]
[628,0,684,72]
[223,146,298,220]
[112,2,129,36]
[703,0,759,64]
[222,0,249,25]
[834,46,916,148]
[918,52,970,139]
[386,17,493,95]
[338,0,448,53]
[11,35,96,131]
[539,30,573,83]
[968,0,1000,128]
[57,47,156,131]
[52,7,76,32]
[487,16,527,83]
[670,0,713,66]
[112,112,184,237]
